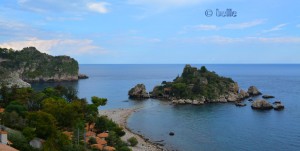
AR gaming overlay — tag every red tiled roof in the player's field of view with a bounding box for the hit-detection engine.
[96,137,107,145]
[0,108,5,113]
[104,146,116,151]
[91,144,103,150]
[0,131,8,134]
[0,144,19,151]
[85,131,96,137]
[97,132,109,138]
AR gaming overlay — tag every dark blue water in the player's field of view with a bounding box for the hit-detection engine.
[31,64,300,151]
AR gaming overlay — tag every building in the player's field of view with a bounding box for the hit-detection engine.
[0,131,8,145]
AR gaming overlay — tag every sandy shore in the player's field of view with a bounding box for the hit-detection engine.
[99,107,166,151]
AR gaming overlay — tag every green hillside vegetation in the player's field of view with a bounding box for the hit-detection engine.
[0,84,131,151]
[0,47,78,82]
[152,65,235,100]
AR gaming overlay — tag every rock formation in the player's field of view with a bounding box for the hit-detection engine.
[78,74,89,79]
[274,104,284,111]
[251,99,273,110]
[262,95,275,99]
[247,86,262,96]
[128,84,150,99]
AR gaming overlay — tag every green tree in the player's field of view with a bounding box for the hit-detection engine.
[22,127,36,141]
[3,111,26,129]
[42,98,84,128]
[5,101,27,116]
[0,83,9,106]
[171,83,187,97]
[43,132,72,151]
[26,111,57,139]
[91,96,107,106]
[8,131,36,151]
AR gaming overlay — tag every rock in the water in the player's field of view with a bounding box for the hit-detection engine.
[128,84,149,99]
[78,74,89,79]
[273,100,281,104]
[235,102,246,107]
[169,132,175,136]
[248,99,253,102]
[239,89,249,99]
[247,86,262,96]
[251,99,273,110]
[262,95,275,99]
[274,104,284,111]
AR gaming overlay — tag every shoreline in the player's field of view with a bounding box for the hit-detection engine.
[98,107,166,151]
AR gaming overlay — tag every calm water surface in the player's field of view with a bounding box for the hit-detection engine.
[31,64,300,151]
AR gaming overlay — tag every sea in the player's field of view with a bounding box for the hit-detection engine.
[31,64,300,151]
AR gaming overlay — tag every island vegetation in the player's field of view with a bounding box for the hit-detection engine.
[129,65,251,104]
[0,84,132,151]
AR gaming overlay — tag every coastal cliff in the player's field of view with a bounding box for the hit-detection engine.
[0,47,80,87]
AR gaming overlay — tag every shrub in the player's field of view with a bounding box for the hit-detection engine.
[127,137,138,147]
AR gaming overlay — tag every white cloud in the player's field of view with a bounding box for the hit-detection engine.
[128,0,210,14]
[173,36,300,44]
[224,19,265,29]
[17,0,111,14]
[45,16,83,21]
[0,18,40,38]
[87,2,110,14]
[0,37,108,55]
[189,24,219,31]
[181,19,265,33]
[128,0,206,7]
[252,37,300,43]
[107,36,161,45]
[263,24,287,33]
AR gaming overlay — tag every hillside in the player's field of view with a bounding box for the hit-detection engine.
[0,47,79,86]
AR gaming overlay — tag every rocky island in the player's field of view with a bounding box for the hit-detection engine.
[144,65,259,104]
[128,65,285,111]
[128,84,150,99]
[0,47,87,87]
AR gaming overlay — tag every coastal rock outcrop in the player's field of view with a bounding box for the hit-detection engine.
[128,84,150,99]
[262,95,275,99]
[274,104,284,111]
[235,102,246,107]
[273,101,284,111]
[78,74,89,79]
[0,47,85,86]
[251,99,273,110]
[239,89,249,99]
[0,72,31,88]
[247,86,262,96]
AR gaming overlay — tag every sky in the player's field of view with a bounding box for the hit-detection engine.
[0,0,300,64]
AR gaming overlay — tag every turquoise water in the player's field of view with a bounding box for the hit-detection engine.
[31,64,300,151]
